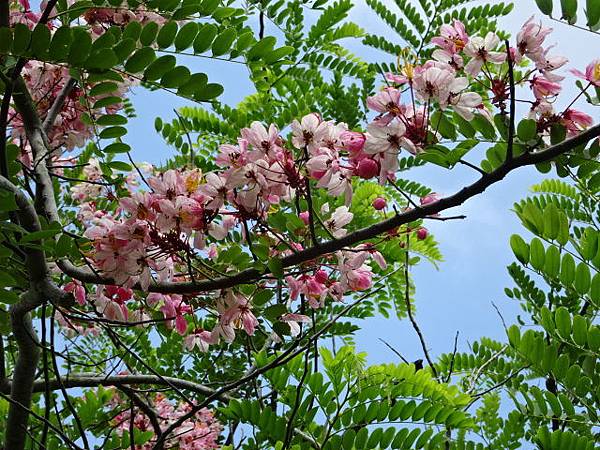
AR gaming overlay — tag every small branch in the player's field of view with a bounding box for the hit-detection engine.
[378,338,409,364]
[505,40,516,161]
[404,234,438,378]
[444,331,459,383]
[42,78,77,134]
[458,159,486,176]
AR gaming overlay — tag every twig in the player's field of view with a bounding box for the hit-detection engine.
[378,338,409,364]
[505,40,516,161]
[404,234,438,379]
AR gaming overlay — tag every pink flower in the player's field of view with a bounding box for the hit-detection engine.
[291,113,329,151]
[280,313,311,336]
[535,48,568,82]
[184,329,214,352]
[241,121,281,155]
[64,280,86,305]
[561,109,594,135]
[413,66,455,103]
[445,77,482,120]
[219,291,259,336]
[340,130,366,153]
[216,138,249,168]
[366,88,404,123]
[464,32,506,76]
[416,227,429,240]
[431,20,469,53]
[160,295,192,336]
[324,206,353,238]
[571,59,600,87]
[516,17,552,62]
[372,197,387,210]
[420,193,440,205]
[432,49,464,70]
[364,121,408,155]
[530,76,562,99]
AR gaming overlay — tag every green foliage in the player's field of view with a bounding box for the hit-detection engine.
[534,0,600,29]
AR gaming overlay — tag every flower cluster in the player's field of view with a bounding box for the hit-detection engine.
[62,16,596,350]
[7,0,133,161]
[113,393,222,449]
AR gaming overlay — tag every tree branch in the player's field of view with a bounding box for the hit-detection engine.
[42,77,77,134]
[58,123,600,294]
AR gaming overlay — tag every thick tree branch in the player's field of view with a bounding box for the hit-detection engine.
[58,123,600,294]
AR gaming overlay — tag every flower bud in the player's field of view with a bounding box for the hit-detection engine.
[372,197,387,210]
[315,270,328,284]
[299,211,310,225]
[420,193,439,206]
[340,130,366,153]
[416,227,428,240]
[356,158,379,179]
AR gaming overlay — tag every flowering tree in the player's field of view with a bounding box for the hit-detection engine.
[0,0,599,448]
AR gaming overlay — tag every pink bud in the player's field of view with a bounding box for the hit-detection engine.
[340,130,366,153]
[314,270,328,284]
[372,197,387,210]
[356,158,379,179]
[299,211,310,225]
[420,193,439,206]
[416,228,428,240]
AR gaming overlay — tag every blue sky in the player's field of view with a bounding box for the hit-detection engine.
[124,1,596,365]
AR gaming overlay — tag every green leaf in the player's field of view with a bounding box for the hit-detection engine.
[31,25,51,58]
[574,263,591,294]
[193,24,218,53]
[471,114,496,140]
[212,28,237,56]
[140,22,159,46]
[174,22,198,51]
[517,119,538,142]
[124,47,156,73]
[106,161,132,171]
[68,28,92,65]
[561,0,578,23]
[247,36,276,61]
[194,83,223,100]
[96,114,128,126]
[20,229,60,243]
[530,238,545,270]
[89,82,118,97]
[12,23,31,55]
[160,66,191,88]
[92,96,122,109]
[0,288,20,305]
[157,21,178,49]
[144,55,177,81]
[554,307,571,338]
[535,0,553,15]
[263,45,295,64]
[99,126,127,139]
[431,111,456,140]
[268,258,284,279]
[572,315,588,346]
[177,73,208,96]
[0,28,13,54]
[104,142,131,153]
[560,253,576,285]
[510,234,530,264]
[253,289,274,306]
[0,191,18,211]
[588,0,600,26]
